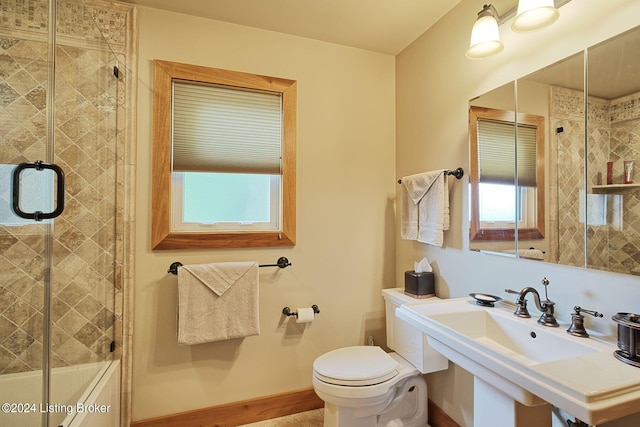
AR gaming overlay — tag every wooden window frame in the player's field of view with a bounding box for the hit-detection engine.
[152,60,296,250]
[469,106,545,241]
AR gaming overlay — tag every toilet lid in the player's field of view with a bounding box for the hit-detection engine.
[313,346,399,386]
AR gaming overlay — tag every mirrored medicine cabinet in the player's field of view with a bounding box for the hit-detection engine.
[468,25,640,277]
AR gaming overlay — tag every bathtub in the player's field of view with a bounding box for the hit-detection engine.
[0,360,120,427]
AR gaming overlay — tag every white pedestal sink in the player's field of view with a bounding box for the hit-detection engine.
[396,297,640,426]
[475,377,550,427]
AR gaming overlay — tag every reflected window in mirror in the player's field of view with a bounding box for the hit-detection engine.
[152,60,297,250]
[469,106,545,241]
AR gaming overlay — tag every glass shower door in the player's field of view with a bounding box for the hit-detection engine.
[49,1,119,426]
[0,9,56,425]
[0,1,120,426]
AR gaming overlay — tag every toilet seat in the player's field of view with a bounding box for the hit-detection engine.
[313,346,400,386]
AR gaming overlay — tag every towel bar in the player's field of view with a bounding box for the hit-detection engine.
[397,167,464,184]
[167,257,291,275]
[282,305,320,317]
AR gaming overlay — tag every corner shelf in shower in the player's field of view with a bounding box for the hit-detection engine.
[591,183,640,193]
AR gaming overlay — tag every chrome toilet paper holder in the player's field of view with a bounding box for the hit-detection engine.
[282,305,320,318]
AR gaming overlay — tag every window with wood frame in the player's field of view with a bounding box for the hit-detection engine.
[152,60,296,250]
[469,106,545,241]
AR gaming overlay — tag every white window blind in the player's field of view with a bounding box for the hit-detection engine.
[172,80,283,174]
[477,118,537,187]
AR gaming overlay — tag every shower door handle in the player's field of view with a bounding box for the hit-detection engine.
[12,160,66,221]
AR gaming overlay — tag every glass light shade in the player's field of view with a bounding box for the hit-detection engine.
[466,15,504,59]
[512,0,559,32]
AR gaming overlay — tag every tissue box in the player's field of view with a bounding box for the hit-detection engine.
[404,271,435,298]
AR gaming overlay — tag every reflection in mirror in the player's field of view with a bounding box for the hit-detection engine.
[518,51,585,267]
[467,24,640,277]
[586,28,640,275]
[468,82,516,256]
[469,82,546,259]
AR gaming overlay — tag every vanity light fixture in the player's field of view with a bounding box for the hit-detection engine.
[467,1,571,60]
[466,4,504,59]
[512,0,559,32]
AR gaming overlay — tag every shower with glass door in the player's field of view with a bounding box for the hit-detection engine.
[0,0,122,426]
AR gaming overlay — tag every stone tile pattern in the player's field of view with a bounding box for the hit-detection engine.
[0,0,123,48]
[551,86,640,275]
[608,93,640,274]
[0,0,121,374]
[238,409,324,427]
[550,86,586,268]
[586,95,611,271]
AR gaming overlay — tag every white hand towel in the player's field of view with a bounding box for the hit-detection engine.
[517,248,545,260]
[177,261,259,345]
[401,170,449,247]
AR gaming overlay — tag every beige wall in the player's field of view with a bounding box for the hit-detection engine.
[132,6,396,422]
[396,0,640,426]
[132,0,640,424]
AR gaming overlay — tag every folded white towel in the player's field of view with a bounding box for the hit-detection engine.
[517,249,545,260]
[177,261,259,345]
[503,248,545,260]
[401,170,449,247]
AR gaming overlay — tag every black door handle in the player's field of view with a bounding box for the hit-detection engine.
[11,161,65,221]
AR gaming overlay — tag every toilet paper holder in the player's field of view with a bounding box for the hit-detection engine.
[282,305,320,318]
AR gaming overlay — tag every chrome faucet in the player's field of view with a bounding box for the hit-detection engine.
[505,278,559,327]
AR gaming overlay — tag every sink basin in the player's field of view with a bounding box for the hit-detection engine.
[396,297,640,425]
[428,309,599,366]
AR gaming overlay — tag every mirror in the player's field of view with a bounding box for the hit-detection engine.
[469,81,546,257]
[468,25,640,276]
[519,51,584,267]
[585,28,640,275]
[469,82,517,256]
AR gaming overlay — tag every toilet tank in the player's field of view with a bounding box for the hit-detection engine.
[382,288,448,374]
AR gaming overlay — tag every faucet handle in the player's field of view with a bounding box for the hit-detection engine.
[504,289,519,295]
[568,306,603,338]
[573,306,604,318]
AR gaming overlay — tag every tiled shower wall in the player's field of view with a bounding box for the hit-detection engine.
[551,86,640,275]
[550,86,586,268]
[0,0,129,374]
[607,93,640,274]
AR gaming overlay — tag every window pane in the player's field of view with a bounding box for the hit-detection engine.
[479,183,516,222]
[0,164,54,226]
[182,172,275,223]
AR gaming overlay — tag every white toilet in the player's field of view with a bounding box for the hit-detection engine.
[312,288,448,427]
